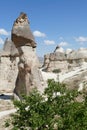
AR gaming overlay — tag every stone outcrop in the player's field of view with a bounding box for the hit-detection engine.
[43,46,68,73]
[0,38,19,93]
[11,12,36,48]
[63,70,87,90]
[43,46,87,73]
[12,13,44,98]
[3,38,19,56]
[42,46,87,92]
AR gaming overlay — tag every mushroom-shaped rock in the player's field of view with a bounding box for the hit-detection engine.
[11,12,36,48]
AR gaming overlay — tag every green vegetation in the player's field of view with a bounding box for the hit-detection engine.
[52,69,61,73]
[5,79,87,130]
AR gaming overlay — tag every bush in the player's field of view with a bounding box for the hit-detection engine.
[52,69,61,73]
[6,79,87,130]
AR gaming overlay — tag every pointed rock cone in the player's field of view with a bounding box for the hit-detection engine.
[11,12,36,48]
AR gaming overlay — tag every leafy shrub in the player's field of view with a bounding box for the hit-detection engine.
[52,69,61,73]
[6,79,87,130]
[5,119,10,127]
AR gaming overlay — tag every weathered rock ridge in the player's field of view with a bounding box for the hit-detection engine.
[42,46,87,91]
[43,46,87,73]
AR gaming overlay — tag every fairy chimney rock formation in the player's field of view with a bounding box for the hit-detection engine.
[3,38,19,56]
[11,13,44,98]
[0,38,19,92]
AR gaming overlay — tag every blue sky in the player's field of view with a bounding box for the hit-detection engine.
[0,0,87,56]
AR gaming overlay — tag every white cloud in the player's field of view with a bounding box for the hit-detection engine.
[75,36,87,42]
[44,40,55,45]
[0,29,10,36]
[59,41,69,47]
[33,30,46,37]
[0,37,4,44]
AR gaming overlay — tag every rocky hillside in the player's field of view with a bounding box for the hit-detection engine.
[43,45,87,73]
[42,46,87,91]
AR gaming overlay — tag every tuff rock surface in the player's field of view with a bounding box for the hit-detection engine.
[43,46,87,73]
[11,12,36,48]
[0,38,19,93]
[42,46,87,91]
[12,13,44,98]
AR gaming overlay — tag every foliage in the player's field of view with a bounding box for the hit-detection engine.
[52,69,61,73]
[5,119,10,127]
[5,79,87,130]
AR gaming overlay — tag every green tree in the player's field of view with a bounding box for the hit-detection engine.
[6,79,87,130]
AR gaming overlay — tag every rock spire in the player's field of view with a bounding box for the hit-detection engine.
[11,12,44,99]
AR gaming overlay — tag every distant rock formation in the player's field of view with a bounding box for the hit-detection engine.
[43,46,87,73]
[12,13,44,98]
[3,38,19,56]
[43,47,68,73]
[0,38,19,92]
[42,46,87,92]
